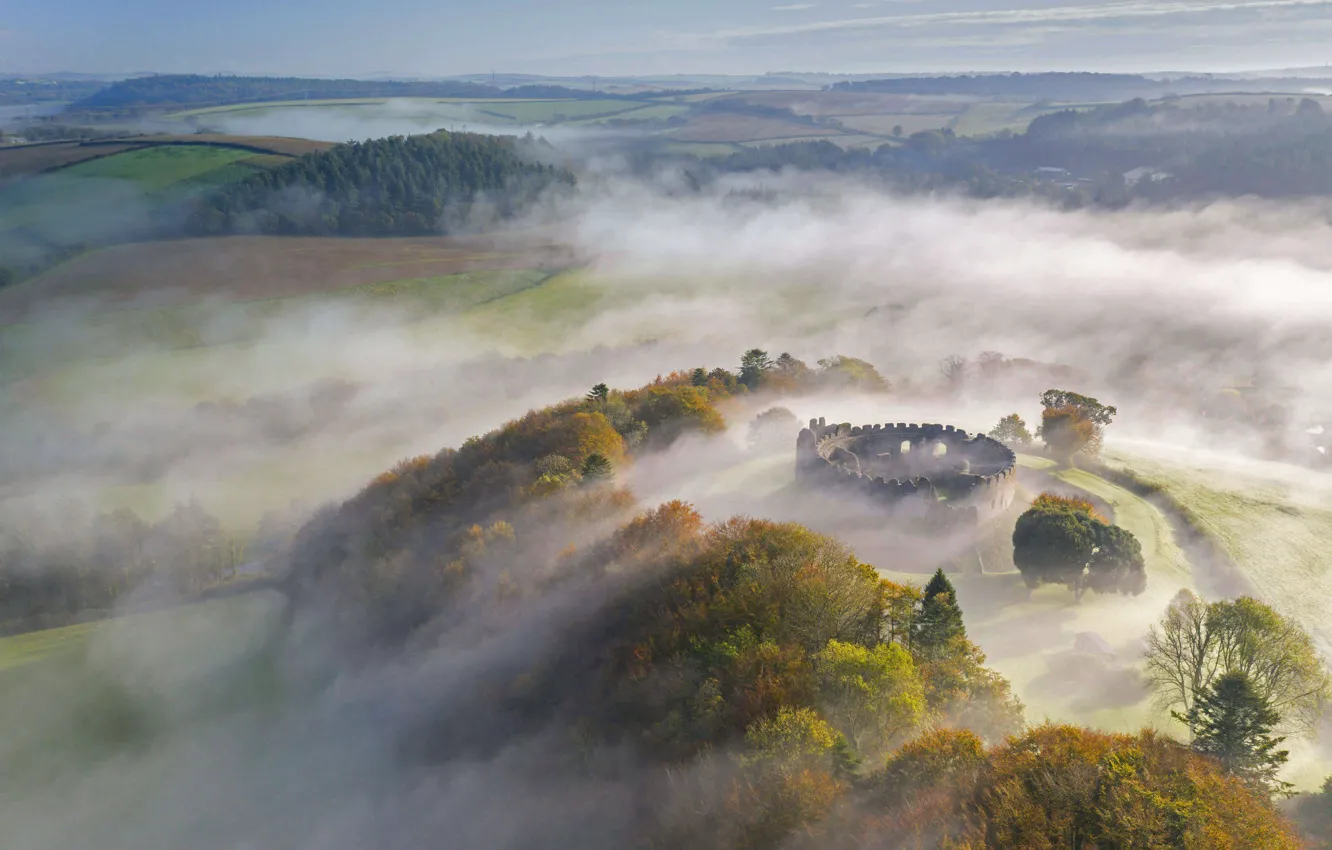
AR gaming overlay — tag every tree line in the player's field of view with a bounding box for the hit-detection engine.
[0,498,302,633]
[187,131,574,237]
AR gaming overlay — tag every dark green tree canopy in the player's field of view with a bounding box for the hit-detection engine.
[580,453,614,483]
[914,568,967,658]
[188,131,574,237]
[587,383,610,403]
[1178,671,1292,796]
[1012,496,1145,598]
[739,348,773,389]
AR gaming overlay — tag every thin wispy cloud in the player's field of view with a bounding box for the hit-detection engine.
[770,3,817,10]
[715,0,1332,41]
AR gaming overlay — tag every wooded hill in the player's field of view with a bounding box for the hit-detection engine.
[187,131,574,236]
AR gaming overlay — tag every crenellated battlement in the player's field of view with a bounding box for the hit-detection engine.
[796,416,1019,529]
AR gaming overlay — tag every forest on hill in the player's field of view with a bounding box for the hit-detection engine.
[274,365,1303,848]
[186,131,573,236]
[668,94,1332,205]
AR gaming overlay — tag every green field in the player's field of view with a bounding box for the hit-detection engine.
[0,619,105,672]
[1104,447,1332,651]
[59,145,260,191]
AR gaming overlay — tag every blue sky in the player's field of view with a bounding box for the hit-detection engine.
[5,0,1332,77]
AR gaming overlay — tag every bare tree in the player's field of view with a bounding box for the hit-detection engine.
[1144,589,1330,735]
[939,355,967,390]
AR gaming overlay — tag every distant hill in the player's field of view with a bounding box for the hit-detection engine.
[68,74,616,113]
[189,131,574,236]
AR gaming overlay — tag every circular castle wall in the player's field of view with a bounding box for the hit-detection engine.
[796,418,1018,529]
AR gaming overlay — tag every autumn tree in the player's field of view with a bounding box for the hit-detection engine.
[816,356,890,392]
[814,639,924,756]
[1178,670,1293,796]
[1037,388,1117,462]
[988,413,1032,447]
[1011,493,1145,598]
[735,707,848,846]
[1145,591,1330,734]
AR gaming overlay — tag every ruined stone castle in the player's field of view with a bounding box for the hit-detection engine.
[796,418,1018,529]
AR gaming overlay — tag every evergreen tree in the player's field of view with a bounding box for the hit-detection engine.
[690,367,709,387]
[580,453,614,483]
[738,348,773,389]
[586,383,610,403]
[1178,671,1293,796]
[914,568,966,658]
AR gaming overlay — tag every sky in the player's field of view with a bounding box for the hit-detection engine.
[5,0,1332,78]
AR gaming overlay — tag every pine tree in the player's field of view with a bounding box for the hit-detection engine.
[914,568,966,658]
[690,367,708,387]
[1178,671,1292,796]
[738,348,773,389]
[586,383,610,404]
[580,453,613,483]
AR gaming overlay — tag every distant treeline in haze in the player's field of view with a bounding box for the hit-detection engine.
[668,95,1332,206]
[67,73,704,113]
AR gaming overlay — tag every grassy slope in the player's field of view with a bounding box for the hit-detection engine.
[0,620,104,672]
[1104,448,1332,652]
[945,454,1194,735]
[1101,446,1332,788]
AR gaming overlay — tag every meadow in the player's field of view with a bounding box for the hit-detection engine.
[1103,446,1332,654]
[58,145,261,191]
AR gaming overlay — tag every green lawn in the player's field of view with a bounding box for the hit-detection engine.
[909,457,1197,738]
[0,620,104,672]
[1103,448,1332,651]
[1099,446,1332,788]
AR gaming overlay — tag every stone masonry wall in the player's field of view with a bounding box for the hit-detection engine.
[795,417,1019,529]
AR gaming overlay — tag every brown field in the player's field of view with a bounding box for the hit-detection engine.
[121,135,335,157]
[0,234,577,313]
[0,135,333,179]
[0,142,143,178]
[670,113,851,143]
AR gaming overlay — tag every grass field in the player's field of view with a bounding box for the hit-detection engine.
[59,145,259,191]
[0,141,142,177]
[1104,446,1332,653]
[0,619,105,672]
